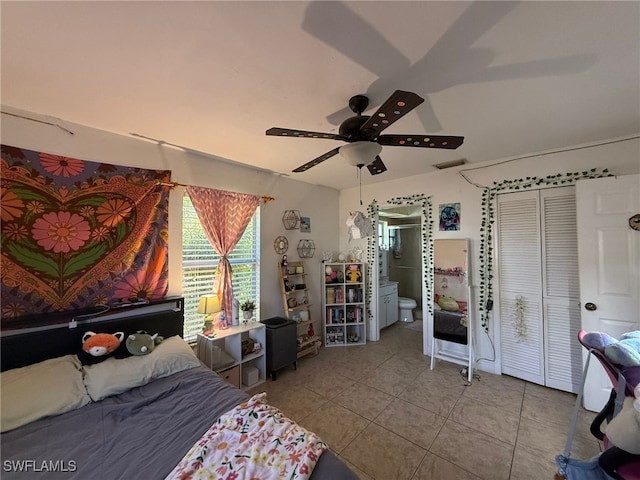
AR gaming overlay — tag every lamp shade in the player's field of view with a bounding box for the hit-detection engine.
[339,142,382,167]
[197,294,221,315]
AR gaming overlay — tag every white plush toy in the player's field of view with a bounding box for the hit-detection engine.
[606,384,640,454]
[346,211,374,242]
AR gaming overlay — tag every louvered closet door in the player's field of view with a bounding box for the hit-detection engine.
[497,191,545,385]
[541,187,582,393]
[497,187,581,393]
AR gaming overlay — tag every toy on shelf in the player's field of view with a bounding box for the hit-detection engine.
[346,264,361,283]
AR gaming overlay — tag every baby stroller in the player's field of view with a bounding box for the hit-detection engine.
[556,330,639,479]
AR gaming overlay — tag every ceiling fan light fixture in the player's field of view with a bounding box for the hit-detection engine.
[339,142,382,167]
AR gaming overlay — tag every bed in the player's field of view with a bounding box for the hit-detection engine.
[0,304,357,479]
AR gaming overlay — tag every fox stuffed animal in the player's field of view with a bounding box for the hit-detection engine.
[82,331,124,357]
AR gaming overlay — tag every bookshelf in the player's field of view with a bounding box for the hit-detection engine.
[322,262,366,347]
[278,260,321,358]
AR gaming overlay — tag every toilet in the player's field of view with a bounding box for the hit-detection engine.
[398,297,417,323]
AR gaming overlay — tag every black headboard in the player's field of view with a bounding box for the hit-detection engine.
[1,300,184,372]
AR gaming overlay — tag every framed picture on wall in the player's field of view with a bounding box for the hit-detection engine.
[300,216,311,233]
[439,203,461,231]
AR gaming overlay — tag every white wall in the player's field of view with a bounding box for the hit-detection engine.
[1,105,340,335]
[339,135,640,373]
[3,105,637,369]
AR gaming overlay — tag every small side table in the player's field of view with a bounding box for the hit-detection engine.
[196,322,266,390]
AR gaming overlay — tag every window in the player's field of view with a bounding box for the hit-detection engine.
[182,194,260,341]
[378,219,388,250]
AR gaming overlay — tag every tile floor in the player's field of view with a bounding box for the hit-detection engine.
[248,321,602,480]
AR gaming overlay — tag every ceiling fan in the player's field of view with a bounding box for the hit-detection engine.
[266,90,464,175]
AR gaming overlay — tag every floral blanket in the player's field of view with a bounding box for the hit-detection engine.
[165,393,327,480]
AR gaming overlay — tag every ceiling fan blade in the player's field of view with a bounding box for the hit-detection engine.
[292,147,341,173]
[302,2,410,78]
[415,95,443,134]
[367,156,387,176]
[360,90,424,136]
[266,127,341,141]
[377,134,464,149]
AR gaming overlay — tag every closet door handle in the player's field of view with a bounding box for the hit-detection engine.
[584,302,597,311]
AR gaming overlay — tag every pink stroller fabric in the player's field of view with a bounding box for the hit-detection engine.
[578,330,640,479]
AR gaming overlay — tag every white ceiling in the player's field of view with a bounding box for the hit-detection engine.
[1,1,638,191]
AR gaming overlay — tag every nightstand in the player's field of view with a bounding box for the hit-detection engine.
[196,322,266,390]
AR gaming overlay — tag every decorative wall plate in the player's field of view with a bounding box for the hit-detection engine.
[274,236,289,254]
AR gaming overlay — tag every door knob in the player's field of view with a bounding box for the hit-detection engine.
[584,302,597,311]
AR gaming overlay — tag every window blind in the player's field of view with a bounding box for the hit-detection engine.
[182,194,260,341]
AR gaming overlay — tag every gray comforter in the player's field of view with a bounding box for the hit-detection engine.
[1,366,356,479]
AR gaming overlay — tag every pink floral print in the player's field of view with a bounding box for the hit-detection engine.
[31,211,91,253]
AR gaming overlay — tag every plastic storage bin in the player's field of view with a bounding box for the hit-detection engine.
[260,317,297,380]
[242,365,259,386]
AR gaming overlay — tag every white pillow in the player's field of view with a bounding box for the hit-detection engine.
[1,354,91,432]
[83,335,200,401]
[438,296,460,312]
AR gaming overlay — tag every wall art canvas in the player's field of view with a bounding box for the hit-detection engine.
[300,216,311,233]
[1,144,171,326]
[439,203,461,231]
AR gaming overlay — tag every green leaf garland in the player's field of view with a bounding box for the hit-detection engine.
[366,195,434,318]
[478,168,611,332]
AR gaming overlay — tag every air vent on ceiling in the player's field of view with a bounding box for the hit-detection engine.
[434,158,467,169]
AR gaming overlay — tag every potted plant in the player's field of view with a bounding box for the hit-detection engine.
[240,300,255,322]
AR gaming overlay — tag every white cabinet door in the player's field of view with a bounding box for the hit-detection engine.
[378,293,390,329]
[387,292,398,326]
[577,175,640,411]
[378,284,398,330]
[379,296,388,329]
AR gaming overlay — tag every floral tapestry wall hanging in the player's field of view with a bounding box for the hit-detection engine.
[0,145,171,324]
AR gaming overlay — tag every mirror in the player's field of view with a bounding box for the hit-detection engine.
[433,239,470,345]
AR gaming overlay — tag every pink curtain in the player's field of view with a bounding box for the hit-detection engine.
[185,186,260,317]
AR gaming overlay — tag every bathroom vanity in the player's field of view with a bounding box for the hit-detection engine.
[378,281,398,329]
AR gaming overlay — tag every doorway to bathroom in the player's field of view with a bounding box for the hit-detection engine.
[371,200,429,353]
[386,223,422,309]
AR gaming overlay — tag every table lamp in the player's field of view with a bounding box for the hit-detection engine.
[198,294,221,335]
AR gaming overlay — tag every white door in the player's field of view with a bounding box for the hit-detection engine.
[497,191,545,385]
[577,175,640,412]
[497,187,583,393]
[541,188,583,393]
